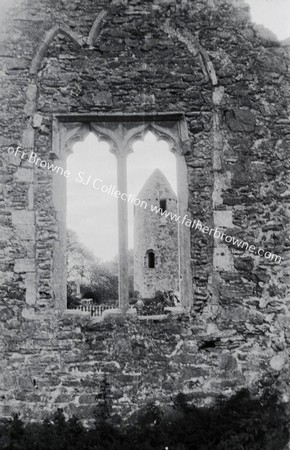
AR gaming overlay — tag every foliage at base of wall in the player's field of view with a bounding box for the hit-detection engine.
[0,388,288,450]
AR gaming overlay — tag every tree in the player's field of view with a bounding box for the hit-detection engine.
[67,230,135,306]
[67,229,100,305]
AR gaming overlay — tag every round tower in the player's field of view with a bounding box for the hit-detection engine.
[134,169,179,298]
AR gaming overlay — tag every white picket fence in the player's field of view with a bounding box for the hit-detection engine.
[74,304,117,317]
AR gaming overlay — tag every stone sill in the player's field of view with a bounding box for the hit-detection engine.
[64,306,185,322]
[137,306,185,320]
[21,306,187,322]
[65,309,90,316]
[64,307,124,321]
[137,314,168,321]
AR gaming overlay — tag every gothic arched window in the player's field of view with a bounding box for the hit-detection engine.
[53,113,192,311]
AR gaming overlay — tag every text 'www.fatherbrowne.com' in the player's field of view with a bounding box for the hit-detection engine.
[150,204,282,264]
[7,146,282,264]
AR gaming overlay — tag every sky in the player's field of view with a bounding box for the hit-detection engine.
[246,0,290,40]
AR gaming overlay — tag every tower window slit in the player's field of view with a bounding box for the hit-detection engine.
[147,251,155,269]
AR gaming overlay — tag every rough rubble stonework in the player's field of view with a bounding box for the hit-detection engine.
[134,169,179,298]
[0,0,289,425]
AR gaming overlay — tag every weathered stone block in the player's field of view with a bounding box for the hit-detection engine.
[32,113,43,128]
[14,258,35,273]
[219,353,238,372]
[0,308,14,322]
[225,108,256,132]
[25,272,37,305]
[233,257,254,272]
[15,168,33,183]
[12,211,35,240]
[213,246,234,271]
[270,353,287,371]
[214,210,233,228]
[11,210,34,225]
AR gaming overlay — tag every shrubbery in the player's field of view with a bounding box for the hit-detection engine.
[0,389,288,450]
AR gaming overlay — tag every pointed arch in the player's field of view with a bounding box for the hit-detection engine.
[161,22,218,86]
[61,123,92,157]
[125,123,180,155]
[30,25,85,75]
[87,10,108,46]
[51,114,193,311]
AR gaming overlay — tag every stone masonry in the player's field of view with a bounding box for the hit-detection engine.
[0,0,289,425]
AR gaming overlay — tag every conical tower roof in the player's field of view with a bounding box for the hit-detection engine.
[137,168,177,200]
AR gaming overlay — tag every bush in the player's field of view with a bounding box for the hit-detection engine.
[0,389,288,450]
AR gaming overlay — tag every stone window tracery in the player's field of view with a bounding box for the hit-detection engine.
[52,113,193,312]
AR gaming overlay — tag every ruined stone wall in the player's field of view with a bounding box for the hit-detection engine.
[0,0,289,423]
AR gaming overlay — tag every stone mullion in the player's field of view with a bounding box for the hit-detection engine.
[116,142,129,311]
